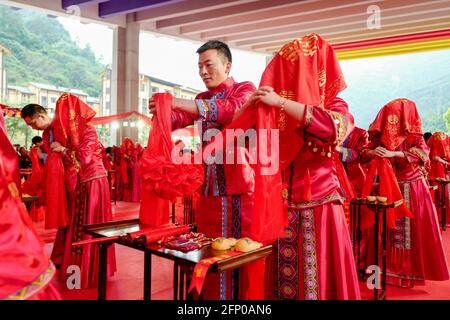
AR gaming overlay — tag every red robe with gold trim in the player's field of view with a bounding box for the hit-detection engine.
[260,34,361,300]
[361,98,449,287]
[43,93,116,289]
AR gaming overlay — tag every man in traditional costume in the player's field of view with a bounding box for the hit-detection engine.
[21,94,116,289]
[148,40,258,299]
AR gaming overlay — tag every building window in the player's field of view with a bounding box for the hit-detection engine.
[41,96,47,106]
[141,98,148,108]
[50,97,56,104]
[151,87,159,93]
[140,83,146,92]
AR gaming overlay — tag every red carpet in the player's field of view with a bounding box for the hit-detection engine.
[35,202,450,300]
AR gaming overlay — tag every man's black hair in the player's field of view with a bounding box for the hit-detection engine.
[197,40,232,63]
[21,104,47,119]
[423,132,432,141]
[31,136,43,145]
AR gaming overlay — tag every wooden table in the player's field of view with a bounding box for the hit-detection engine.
[429,179,450,231]
[350,198,403,300]
[84,219,272,300]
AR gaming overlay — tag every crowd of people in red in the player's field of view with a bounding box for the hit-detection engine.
[1,35,449,300]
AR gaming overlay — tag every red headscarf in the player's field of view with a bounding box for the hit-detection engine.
[429,132,450,160]
[259,33,347,169]
[368,98,423,151]
[428,132,450,179]
[225,33,347,244]
[52,93,96,149]
[362,99,419,229]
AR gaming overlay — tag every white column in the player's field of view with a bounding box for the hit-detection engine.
[110,13,139,146]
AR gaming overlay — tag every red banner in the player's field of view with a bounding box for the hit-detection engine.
[188,251,242,295]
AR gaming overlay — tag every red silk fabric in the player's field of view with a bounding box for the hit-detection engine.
[368,98,423,151]
[133,225,190,245]
[22,148,44,199]
[53,93,96,150]
[0,111,54,299]
[44,152,68,229]
[361,157,414,229]
[333,152,356,201]
[188,251,241,296]
[90,111,152,126]
[139,93,204,226]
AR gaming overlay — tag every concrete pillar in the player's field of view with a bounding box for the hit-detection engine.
[110,13,139,146]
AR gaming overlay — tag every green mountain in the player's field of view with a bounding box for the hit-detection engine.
[339,49,450,133]
[0,5,104,97]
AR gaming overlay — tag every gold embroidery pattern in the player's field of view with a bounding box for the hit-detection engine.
[409,147,429,164]
[5,263,56,300]
[329,111,347,145]
[323,75,346,108]
[279,90,296,100]
[392,183,412,250]
[277,112,287,131]
[304,105,313,128]
[277,90,296,131]
[289,190,343,210]
[300,209,318,300]
[318,69,326,88]
[403,183,412,250]
[71,151,81,172]
[279,34,318,61]
[436,132,447,141]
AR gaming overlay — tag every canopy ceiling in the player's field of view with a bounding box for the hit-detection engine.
[58,0,450,56]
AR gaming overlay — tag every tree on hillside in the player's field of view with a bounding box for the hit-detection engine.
[0,5,105,97]
[442,107,450,133]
